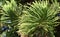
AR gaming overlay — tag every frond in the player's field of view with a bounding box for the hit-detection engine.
[18,0,59,37]
[1,0,22,26]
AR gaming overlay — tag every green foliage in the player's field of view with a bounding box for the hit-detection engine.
[1,0,22,37]
[0,0,60,37]
[18,0,60,37]
[2,0,22,26]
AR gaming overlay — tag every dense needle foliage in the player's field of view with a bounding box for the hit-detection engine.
[0,0,60,37]
[18,0,60,37]
[0,0,22,37]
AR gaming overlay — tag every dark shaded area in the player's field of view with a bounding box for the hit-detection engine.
[20,0,34,5]
[55,12,60,37]
[55,24,60,37]
[57,0,60,3]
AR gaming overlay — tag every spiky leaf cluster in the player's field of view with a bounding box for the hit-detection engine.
[1,0,22,26]
[18,0,59,37]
